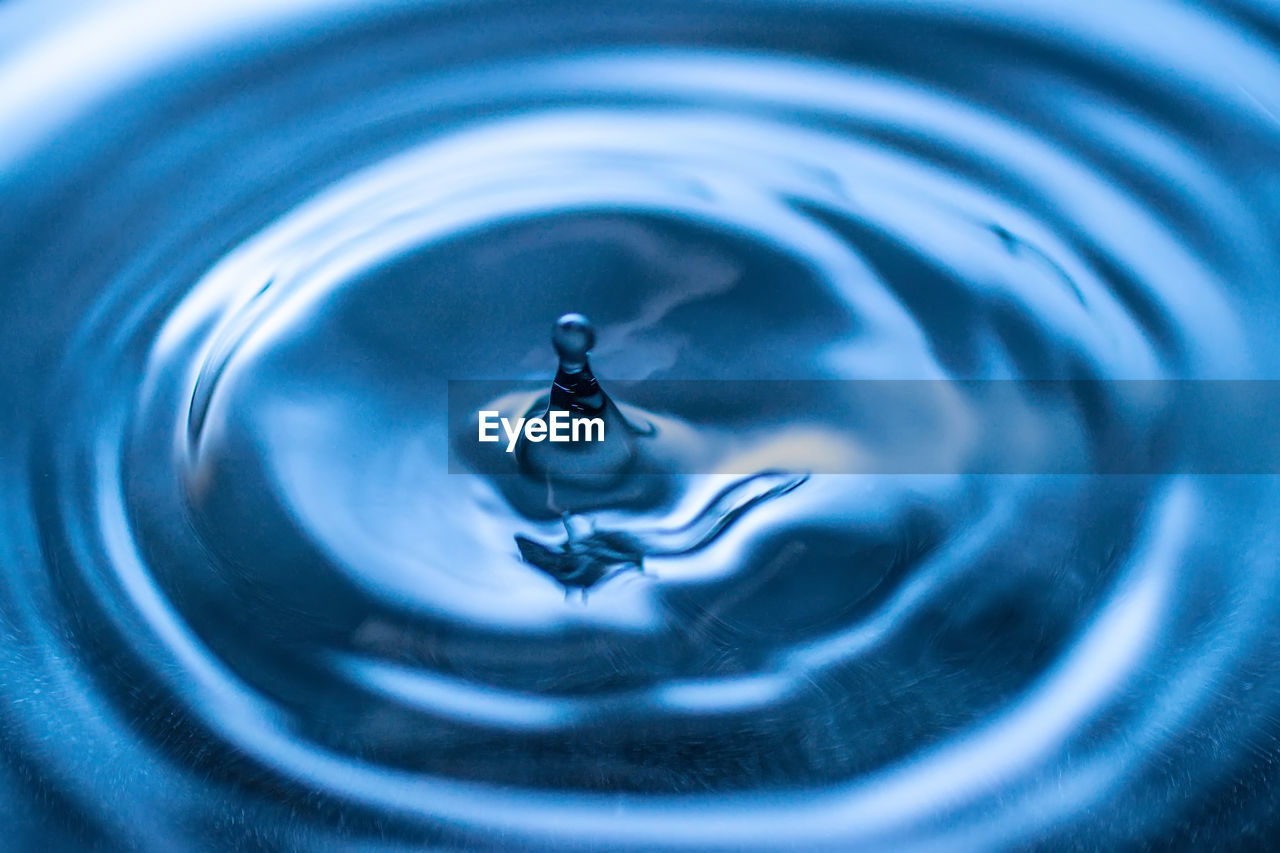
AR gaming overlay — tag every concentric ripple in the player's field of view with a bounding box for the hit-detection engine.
[3,1,1280,849]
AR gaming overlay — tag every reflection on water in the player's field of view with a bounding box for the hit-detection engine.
[2,0,1280,849]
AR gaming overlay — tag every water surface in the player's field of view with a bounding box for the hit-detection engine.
[2,1,1280,849]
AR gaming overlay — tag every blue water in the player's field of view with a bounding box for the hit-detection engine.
[3,0,1280,849]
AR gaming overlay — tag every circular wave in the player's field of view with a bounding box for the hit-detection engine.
[3,1,1280,849]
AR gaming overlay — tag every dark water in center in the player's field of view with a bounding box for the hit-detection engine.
[3,1,1280,849]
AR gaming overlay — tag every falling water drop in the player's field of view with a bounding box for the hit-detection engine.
[550,312,597,396]
[516,312,639,483]
[512,314,808,594]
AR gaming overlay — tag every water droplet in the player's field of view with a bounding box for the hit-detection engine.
[516,313,639,488]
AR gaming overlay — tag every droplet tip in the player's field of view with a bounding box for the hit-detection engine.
[553,313,595,363]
